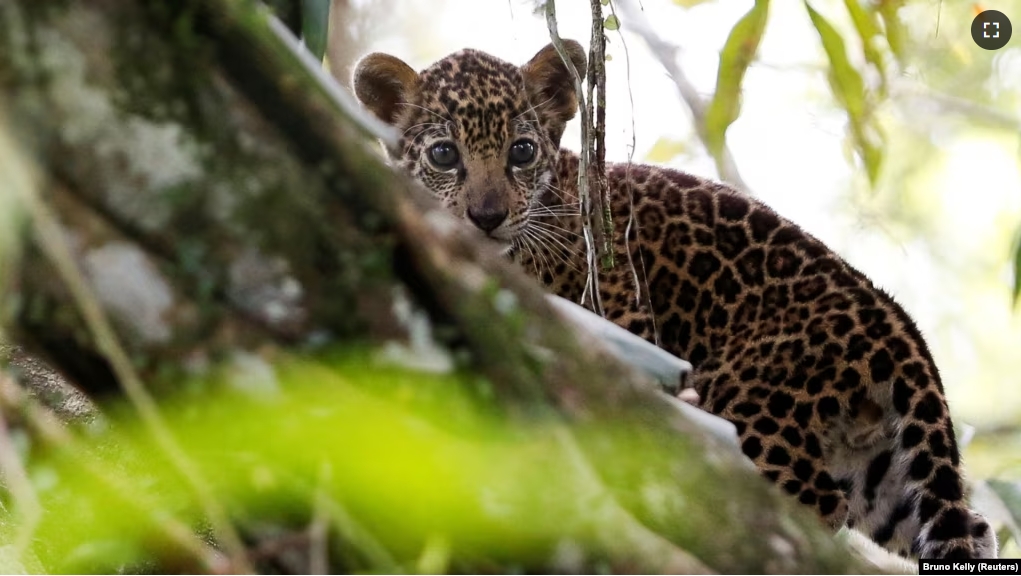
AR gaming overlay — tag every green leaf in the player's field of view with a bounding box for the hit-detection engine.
[645,137,689,164]
[842,0,887,93]
[875,0,907,63]
[806,4,865,121]
[856,129,883,185]
[301,0,331,62]
[805,1,884,184]
[603,14,620,30]
[703,0,770,159]
[1013,226,1021,307]
[601,0,610,5]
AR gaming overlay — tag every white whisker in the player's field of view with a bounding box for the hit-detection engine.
[402,121,446,137]
[529,219,580,241]
[517,232,543,279]
[525,225,582,274]
[523,228,557,279]
[399,102,452,124]
[531,203,582,218]
[513,95,556,124]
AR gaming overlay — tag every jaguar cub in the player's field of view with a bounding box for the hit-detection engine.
[351,41,996,559]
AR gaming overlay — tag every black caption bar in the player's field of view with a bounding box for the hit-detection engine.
[919,560,1021,575]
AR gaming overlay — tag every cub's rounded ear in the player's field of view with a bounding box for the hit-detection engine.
[521,40,587,123]
[352,53,420,125]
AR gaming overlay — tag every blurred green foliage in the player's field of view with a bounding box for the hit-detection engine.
[1,351,682,573]
[704,0,769,161]
[805,1,883,184]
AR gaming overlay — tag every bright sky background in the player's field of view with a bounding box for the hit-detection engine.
[346,0,1021,471]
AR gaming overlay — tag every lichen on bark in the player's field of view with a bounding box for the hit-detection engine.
[2,1,402,395]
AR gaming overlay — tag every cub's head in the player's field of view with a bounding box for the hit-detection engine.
[351,42,585,247]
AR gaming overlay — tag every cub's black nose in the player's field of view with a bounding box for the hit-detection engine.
[467,207,508,233]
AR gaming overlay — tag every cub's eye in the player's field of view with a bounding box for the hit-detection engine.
[508,139,537,166]
[428,142,460,168]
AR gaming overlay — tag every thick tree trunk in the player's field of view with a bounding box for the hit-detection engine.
[0,1,873,573]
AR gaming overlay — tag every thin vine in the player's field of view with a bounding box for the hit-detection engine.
[587,0,613,273]
[543,0,605,316]
[543,0,620,316]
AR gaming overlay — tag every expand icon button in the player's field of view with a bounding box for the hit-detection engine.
[972,9,1012,50]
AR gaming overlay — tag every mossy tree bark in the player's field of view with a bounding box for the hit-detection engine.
[0,1,873,573]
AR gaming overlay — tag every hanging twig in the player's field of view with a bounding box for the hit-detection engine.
[603,0,661,346]
[587,0,613,273]
[544,0,605,316]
